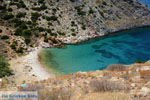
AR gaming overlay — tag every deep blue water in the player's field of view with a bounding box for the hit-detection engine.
[138,0,150,8]
[42,27,150,75]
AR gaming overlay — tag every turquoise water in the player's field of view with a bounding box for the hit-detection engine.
[138,0,150,8]
[42,27,150,74]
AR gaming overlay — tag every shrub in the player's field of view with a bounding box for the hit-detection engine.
[102,1,107,5]
[31,12,40,22]
[139,70,150,79]
[89,8,94,14]
[38,0,45,4]
[70,0,75,2]
[12,18,24,27]
[3,14,14,20]
[25,38,31,44]
[0,5,6,10]
[99,11,104,17]
[36,27,45,32]
[16,47,24,53]
[135,61,146,63]
[75,6,86,16]
[72,33,76,36]
[14,28,23,36]
[40,4,47,10]
[71,28,75,32]
[89,79,126,92]
[10,44,16,50]
[44,37,48,42]
[0,29,2,33]
[48,22,53,26]
[58,31,65,36]
[0,55,13,78]
[50,32,57,37]
[17,0,26,8]
[7,8,13,12]
[46,16,57,21]
[32,4,47,11]
[46,29,52,33]
[38,88,72,100]
[71,21,76,26]
[81,25,86,30]
[1,35,9,40]
[16,12,26,18]
[106,64,127,71]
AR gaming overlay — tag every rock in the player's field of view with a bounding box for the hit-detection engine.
[139,87,150,96]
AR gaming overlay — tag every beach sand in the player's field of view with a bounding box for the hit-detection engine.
[9,46,54,85]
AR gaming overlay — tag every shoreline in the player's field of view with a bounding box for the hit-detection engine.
[9,46,54,85]
[62,25,150,45]
[8,25,150,85]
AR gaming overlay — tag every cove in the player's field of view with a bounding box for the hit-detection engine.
[41,27,150,75]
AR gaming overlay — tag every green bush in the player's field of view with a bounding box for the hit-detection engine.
[102,1,107,5]
[16,47,24,53]
[0,55,12,78]
[75,6,86,16]
[89,8,94,14]
[70,0,75,2]
[32,4,47,11]
[81,25,86,30]
[0,29,2,33]
[14,28,23,36]
[44,37,48,42]
[8,8,13,12]
[0,5,6,10]
[46,16,57,21]
[38,0,45,4]
[3,14,14,20]
[58,31,65,36]
[1,35,9,40]
[36,27,45,32]
[25,38,31,44]
[31,12,40,22]
[135,61,146,63]
[99,11,104,17]
[16,12,26,18]
[12,18,24,27]
[10,44,16,50]
[17,0,26,8]
[71,28,75,32]
[40,4,47,10]
[72,33,76,36]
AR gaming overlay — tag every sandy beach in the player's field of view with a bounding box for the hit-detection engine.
[9,46,54,85]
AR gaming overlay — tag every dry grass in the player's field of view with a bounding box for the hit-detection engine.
[106,64,128,71]
[89,78,126,92]
[139,70,150,79]
[38,88,72,100]
[82,92,131,100]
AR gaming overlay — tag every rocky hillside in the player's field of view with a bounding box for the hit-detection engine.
[0,0,150,56]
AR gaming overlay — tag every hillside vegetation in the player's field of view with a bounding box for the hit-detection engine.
[0,0,150,58]
[0,55,12,78]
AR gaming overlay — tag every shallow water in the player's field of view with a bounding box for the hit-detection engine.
[41,27,150,75]
[138,0,150,8]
